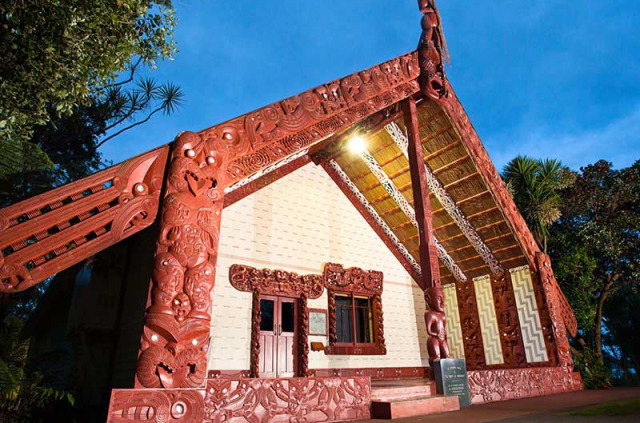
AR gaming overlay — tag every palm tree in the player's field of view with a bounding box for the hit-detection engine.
[502,155,575,253]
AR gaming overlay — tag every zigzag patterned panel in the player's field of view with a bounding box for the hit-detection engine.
[442,283,464,359]
[510,266,548,363]
[473,275,504,365]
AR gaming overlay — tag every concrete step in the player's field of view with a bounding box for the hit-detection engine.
[371,395,460,419]
[371,383,435,401]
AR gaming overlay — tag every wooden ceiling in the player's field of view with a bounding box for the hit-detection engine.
[331,99,528,285]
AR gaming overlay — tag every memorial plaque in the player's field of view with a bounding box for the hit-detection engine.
[433,358,471,407]
[309,309,328,336]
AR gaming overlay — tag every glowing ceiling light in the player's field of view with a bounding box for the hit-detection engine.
[349,136,367,154]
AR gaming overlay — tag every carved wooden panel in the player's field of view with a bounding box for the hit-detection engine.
[490,273,527,367]
[455,281,486,370]
[323,263,383,296]
[229,264,324,299]
[107,376,371,423]
[0,147,168,293]
[468,367,583,405]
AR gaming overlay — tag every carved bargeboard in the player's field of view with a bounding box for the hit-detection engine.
[0,147,168,293]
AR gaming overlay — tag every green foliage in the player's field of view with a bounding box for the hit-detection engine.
[0,0,177,143]
[548,229,597,335]
[0,315,74,423]
[502,155,575,252]
[572,346,612,389]
[603,285,640,384]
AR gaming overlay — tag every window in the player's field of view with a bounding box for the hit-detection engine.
[335,293,374,344]
[323,263,386,355]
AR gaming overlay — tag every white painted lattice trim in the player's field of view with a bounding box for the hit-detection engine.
[385,122,504,275]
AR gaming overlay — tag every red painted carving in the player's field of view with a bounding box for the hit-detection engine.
[197,53,420,183]
[250,290,261,378]
[491,273,527,367]
[108,388,206,422]
[136,131,233,389]
[323,263,383,296]
[537,252,576,368]
[229,264,324,299]
[0,53,420,297]
[424,286,449,364]
[207,367,431,380]
[310,367,429,379]
[456,281,486,370]
[323,263,386,355]
[299,294,310,377]
[203,377,370,423]
[107,376,371,423]
[0,147,168,293]
[467,366,583,405]
[417,0,449,100]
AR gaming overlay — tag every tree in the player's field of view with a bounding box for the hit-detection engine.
[502,155,575,253]
[0,0,176,143]
[559,160,640,361]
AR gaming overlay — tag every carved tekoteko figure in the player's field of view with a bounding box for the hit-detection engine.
[424,286,450,363]
[417,0,449,100]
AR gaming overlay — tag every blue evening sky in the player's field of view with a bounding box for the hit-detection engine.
[100,0,640,171]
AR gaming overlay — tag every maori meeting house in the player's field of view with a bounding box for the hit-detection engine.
[0,1,583,422]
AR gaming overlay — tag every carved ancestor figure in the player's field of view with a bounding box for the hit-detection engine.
[424,286,450,363]
[417,0,449,100]
[136,131,232,389]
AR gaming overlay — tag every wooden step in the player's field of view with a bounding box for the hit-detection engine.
[371,383,435,401]
[371,395,460,419]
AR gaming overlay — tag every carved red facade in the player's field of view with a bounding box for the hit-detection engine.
[108,376,371,423]
[468,367,583,405]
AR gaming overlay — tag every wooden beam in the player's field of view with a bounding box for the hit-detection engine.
[403,97,440,289]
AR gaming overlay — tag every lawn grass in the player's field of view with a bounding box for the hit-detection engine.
[569,399,640,417]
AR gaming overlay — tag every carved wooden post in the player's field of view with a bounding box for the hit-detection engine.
[250,290,261,378]
[136,131,231,388]
[299,293,309,377]
[403,97,449,364]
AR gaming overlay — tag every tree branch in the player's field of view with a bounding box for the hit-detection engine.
[95,106,163,148]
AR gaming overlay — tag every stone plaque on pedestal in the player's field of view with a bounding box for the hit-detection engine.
[433,358,471,407]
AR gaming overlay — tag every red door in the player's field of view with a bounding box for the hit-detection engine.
[259,296,297,377]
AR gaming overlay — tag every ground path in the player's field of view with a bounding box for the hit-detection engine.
[363,387,640,423]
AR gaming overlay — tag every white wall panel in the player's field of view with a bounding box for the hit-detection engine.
[208,164,428,371]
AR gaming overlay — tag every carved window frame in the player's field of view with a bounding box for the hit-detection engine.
[323,263,386,355]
